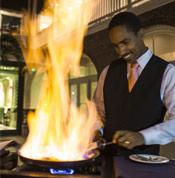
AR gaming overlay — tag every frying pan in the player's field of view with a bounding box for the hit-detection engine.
[18,150,100,169]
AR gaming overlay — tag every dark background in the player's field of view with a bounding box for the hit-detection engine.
[1,0,44,14]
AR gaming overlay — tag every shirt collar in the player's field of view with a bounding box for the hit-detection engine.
[137,48,153,70]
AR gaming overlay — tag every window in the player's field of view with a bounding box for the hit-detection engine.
[0,10,22,34]
[0,66,19,131]
[69,54,97,111]
[143,25,175,62]
[29,54,98,113]
[69,54,97,79]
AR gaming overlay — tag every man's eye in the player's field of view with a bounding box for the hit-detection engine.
[123,41,129,45]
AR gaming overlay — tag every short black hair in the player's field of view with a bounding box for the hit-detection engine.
[108,12,142,34]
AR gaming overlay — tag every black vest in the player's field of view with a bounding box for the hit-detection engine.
[103,55,168,156]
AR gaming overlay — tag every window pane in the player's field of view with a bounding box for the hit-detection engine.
[69,54,97,79]
[91,81,97,99]
[89,64,97,75]
[29,71,45,109]
[80,83,87,104]
[0,66,19,130]
[80,66,89,77]
[154,34,175,61]
[80,83,87,112]
[70,84,77,106]
[143,26,175,62]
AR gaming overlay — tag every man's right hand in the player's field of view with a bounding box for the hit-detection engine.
[113,130,145,149]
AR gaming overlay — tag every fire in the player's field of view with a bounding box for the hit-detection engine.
[19,0,102,161]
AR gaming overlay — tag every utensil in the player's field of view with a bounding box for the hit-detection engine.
[98,141,114,148]
[87,141,115,151]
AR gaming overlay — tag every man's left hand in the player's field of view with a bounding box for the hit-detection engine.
[112,130,145,150]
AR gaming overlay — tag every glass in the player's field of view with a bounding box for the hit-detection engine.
[91,81,97,99]
[69,54,97,79]
[0,9,22,36]
[0,66,19,130]
[89,63,97,75]
[80,66,89,77]
[144,32,175,62]
[154,33,175,61]
[70,84,78,106]
[1,14,21,31]
[80,83,87,112]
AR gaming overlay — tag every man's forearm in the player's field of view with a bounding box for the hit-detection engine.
[139,118,175,145]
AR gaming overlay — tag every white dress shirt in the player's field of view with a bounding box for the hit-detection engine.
[94,48,175,145]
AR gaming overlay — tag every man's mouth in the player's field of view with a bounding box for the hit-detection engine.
[122,53,132,60]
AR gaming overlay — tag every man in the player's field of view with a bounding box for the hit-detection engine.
[94,11,175,158]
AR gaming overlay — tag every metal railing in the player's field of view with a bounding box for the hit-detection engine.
[89,0,149,24]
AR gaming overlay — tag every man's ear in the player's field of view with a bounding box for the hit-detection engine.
[138,28,144,38]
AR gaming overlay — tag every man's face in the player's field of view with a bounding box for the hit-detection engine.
[109,25,146,64]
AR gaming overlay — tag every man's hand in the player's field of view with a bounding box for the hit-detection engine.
[112,130,145,150]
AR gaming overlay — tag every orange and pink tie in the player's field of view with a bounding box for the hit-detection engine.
[128,62,139,92]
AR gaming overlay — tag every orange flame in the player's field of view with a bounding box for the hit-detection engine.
[19,0,102,161]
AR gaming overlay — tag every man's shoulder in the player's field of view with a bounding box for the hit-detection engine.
[152,55,168,62]
[151,55,169,65]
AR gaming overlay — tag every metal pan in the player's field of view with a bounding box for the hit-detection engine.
[18,150,100,169]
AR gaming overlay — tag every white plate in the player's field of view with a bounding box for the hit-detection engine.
[129,154,169,164]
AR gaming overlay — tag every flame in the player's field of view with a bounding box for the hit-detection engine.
[19,0,102,161]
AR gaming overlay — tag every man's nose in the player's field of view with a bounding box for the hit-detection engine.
[117,44,126,56]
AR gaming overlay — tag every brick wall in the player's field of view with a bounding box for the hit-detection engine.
[84,29,116,76]
[84,2,175,76]
[140,2,175,27]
